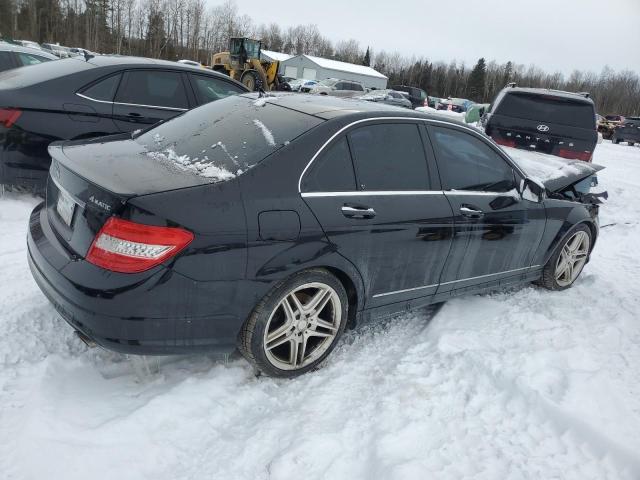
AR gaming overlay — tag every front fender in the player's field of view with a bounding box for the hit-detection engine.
[537,199,598,267]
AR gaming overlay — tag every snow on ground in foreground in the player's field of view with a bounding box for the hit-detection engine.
[1,142,640,480]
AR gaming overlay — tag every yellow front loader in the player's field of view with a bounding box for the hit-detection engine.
[211,38,280,91]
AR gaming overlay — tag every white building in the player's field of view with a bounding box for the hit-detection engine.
[260,50,293,63]
[278,54,388,90]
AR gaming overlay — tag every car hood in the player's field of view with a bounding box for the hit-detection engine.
[507,148,604,192]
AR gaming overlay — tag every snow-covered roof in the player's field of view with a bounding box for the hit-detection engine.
[298,54,388,79]
[261,50,293,62]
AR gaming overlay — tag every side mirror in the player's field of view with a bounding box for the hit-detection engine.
[520,177,545,203]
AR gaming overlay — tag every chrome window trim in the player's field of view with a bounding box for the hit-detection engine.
[76,92,113,105]
[76,92,188,112]
[302,190,445,198]
[297,116,526,194]
[372,265,541,298]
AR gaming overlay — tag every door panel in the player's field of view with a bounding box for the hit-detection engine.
[438,192,545,292]
[301,121,454,307]
[303,193,454,307]
[429,124,547,292]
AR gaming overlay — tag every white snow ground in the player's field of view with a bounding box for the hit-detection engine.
[1,142,640,480]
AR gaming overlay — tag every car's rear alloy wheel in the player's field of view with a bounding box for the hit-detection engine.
[263,282,341,370]
[238,269,348,377]
[538,224,592,290]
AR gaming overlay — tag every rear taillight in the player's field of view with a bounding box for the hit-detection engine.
[86,217,194,273]
[558,149,592,162]
[494,137,516,148]
[0,108,21,128]
[423,99,429,107]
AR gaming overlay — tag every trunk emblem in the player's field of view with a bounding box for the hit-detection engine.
[88,195,112,212]
[537,124,550,132]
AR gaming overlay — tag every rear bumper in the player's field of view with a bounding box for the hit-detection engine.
[27,203,243,355]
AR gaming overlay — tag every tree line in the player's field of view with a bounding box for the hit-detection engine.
[1,0,638,115]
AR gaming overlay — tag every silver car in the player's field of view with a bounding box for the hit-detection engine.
[0,43,57,73]
[357,89,413,109]
[311,78,366,97]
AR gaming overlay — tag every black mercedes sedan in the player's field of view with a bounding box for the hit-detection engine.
[0,55,248,192]
[28,94,603,377]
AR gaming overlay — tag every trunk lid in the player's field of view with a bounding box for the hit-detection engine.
[46,136,217,258]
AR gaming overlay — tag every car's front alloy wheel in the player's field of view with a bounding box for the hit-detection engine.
[538,224,592,290]
[238,269,348,377]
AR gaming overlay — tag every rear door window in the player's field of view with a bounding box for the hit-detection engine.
[495,92,595,129]
[16,52,53,66]
[431,126,515,192]
[0,52,15,71]
[348,123,430,191]
[116,70,188,109]
[81,74,122,101]
[301,137,356,192]
[190,74,245,105]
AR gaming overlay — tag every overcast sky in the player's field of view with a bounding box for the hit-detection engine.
[225,0,640,75]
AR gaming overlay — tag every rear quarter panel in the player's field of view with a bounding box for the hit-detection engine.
[239,123,367,313]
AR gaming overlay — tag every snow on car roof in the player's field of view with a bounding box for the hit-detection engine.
[261,50,293,62]
[301,54,388,79]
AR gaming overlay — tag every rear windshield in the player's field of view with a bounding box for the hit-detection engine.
[495,92,595,129]
[0,57,90,88]
[135,94,323,181]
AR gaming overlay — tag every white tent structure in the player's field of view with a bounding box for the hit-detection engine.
[278,54,388,90]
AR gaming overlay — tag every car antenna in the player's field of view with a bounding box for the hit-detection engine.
[83,51,95,62]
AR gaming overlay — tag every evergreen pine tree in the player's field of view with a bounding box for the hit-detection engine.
[362,46,370,66]
[467,57,487,101]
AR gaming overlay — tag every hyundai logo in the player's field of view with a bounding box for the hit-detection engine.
[537,124,550,132]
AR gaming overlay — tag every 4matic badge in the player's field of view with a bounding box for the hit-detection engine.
[88,195,111,212]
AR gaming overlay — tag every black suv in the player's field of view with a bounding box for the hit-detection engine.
[391,85,428,109]
[483,86,597,161]
[0,55,248,191]
[612,117,640,146]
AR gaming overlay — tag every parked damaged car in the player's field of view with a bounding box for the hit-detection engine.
[0,55,248,192]
[28,94,605,378]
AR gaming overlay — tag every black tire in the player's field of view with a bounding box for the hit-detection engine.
[612,135,620,144]
[629,142,635,146]
[240,70,261,91]
[238,268,349,378]
[537,224,592,291]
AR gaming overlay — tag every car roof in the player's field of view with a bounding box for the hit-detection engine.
[82,54,209,71]
[0,42,58,59]
[244,93,467,125]
[503,86,593,103]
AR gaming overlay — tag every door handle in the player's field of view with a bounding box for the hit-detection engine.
[126,112,142,118]
[460,206,484,218]
[341,205,376,219]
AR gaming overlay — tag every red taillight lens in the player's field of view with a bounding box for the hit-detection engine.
[86,217,194,273]
[0,108,22,128]
[557,149,592,162]
[494,137,516,148]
